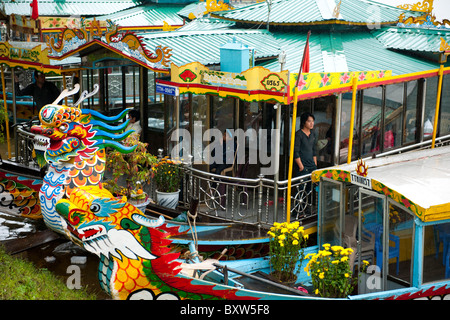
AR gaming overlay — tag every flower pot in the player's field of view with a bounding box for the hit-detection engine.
[156,189,180,209]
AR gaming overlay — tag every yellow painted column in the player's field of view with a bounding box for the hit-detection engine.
[286,88,299,223]
[347,77,358,164]
[432,64,444,148]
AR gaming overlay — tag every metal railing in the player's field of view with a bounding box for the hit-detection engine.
[178,166,316,228]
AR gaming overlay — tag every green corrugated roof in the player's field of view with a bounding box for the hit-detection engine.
[178,18,236,31]
[0,0,143,17]
[372,26,450,53]
[211,0,421,25]
[258,29,440,75]
[94,4,186,27]
[139,29,281,66]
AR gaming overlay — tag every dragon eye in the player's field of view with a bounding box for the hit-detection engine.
[90,203,101,213]
[59,123,68,132]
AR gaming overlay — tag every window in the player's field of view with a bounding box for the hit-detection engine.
[440,75,450,136]
[384,83,404,150]
[423,222,450,283]
[387,202,413,287]
[423,77,438,140]
[339,92,360,164]
[361,87,383,157]
[313,96,335,165]
[405,81,419,144]
[192,94,208,163]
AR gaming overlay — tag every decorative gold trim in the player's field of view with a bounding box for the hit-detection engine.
[440,37,450,53]
[333,0,342,19]
[397,0,434,13]
[398,12,450,28]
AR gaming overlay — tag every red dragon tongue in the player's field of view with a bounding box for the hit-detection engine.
[79,227,101,240]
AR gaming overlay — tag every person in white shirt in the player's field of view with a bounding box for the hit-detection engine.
[126,109,142,137]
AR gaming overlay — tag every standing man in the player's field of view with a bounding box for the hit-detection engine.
[293,112,317,177]
[15,70,61,111]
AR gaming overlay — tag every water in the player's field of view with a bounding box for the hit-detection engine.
[0,211,43,241]
[0,210,109,299]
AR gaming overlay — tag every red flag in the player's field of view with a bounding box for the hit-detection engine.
[301,35,310,74]
[295,30,311,90]
[30,0,39,20]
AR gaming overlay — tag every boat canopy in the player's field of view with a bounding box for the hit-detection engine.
[312,145,450,223]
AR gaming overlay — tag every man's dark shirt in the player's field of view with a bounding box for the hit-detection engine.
[293,129,317,169]
[15,81,60,110]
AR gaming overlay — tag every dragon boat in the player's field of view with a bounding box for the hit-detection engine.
[16,85,271,262]
[51,143,450,300]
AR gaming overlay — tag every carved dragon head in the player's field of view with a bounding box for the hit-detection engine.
[31,84,135,165]
[55,185,165,261]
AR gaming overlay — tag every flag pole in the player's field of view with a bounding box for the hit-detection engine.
[286,30,310,223]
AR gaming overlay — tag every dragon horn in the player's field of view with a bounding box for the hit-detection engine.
[72,84,99,108]
[131,214,165,228]
[53,83,80,105]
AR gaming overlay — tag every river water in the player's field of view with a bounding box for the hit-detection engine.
[0,210,109,299]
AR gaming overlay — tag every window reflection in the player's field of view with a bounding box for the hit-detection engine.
[423,222,450,283]
[361,87,383,158]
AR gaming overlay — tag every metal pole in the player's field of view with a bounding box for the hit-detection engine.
[11,67,18,161]
[257,173,264,227]
[1,65,11,159]
[273,103,281,222]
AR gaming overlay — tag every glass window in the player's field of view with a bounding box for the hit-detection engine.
[423,222,450,283]
[313,96,335,165]
[211,96,235,131]
[339,92,360,164]
[192,94,208,163]
[440,74,450,136]
[387,202,413,286]
[361,87,383,157]
[319,180,342,247]
[424,77,438,140]
[405,81,419,144]
[384,83,404,150]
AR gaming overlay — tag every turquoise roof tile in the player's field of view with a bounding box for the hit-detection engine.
[258,29,440,75]
[0,0,143,17]
[211,0,422,25]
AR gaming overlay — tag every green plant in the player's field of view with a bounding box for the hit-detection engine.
[152,157,183,193]
[105,134,157,197]
[0,245,96,300]
[267,221,308,283]
[304,244,369,298]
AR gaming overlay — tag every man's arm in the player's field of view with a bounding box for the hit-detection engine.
[293,131,304,171]
[14,78,34,97]
[295,157,304,172]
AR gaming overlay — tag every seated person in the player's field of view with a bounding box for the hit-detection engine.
[125,109,142,137]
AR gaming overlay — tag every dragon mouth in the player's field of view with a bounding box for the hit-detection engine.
[33,134,50,152]
[68,224,107,241]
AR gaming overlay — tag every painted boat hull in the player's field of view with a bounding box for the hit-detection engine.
[0,168,42,219]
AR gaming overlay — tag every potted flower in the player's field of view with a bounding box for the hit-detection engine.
[267,221,308,284]
[304,244,369,298]
[152,156,183,209]
[104,134,157,205]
